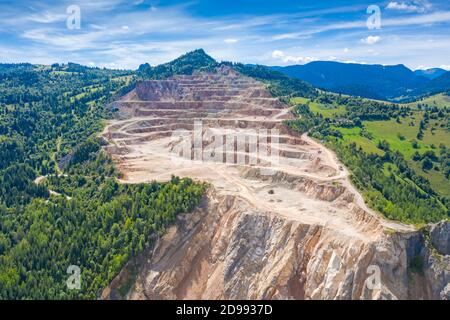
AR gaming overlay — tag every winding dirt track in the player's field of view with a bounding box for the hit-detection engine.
[300,133,414,232]
[102,66,414,245]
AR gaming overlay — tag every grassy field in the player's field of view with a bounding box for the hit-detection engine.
[364,116,428,158]
[336,114,449,196]
[289,93,449,223]
[290,94,449,197]
[403,93,450,109]
[291,97,346,118]
[291,97,309,104]
[67,75,133,102]
[333,126,383,155]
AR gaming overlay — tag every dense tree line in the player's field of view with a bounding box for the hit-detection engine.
[137,49,218,79]
[0,63,206,299]
[228,63,318,100]
[284,103,342,139]
[0,63,132,174]
[327,140,448,224]
[316,93,411,122]
[0,173,205,299]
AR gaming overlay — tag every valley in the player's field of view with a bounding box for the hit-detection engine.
[273,61,450,102]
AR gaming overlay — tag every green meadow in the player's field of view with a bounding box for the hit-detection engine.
[291,97,347,118]
[336,114,449,197]
[403,93,450,109]
[291,94,449,198]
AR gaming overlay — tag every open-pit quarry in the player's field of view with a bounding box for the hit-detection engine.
[102,66,450,300]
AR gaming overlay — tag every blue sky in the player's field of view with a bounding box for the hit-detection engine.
[0,0,449,70]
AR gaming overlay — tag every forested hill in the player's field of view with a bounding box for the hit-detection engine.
[228,62,318,100]
[137,48,218,78]
[0,63,131,172]
[414,68,447,80]
[136,49,318,100]
[0,62,206,299]
[272,61,450,101]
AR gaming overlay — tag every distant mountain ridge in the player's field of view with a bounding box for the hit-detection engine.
[272,61,450,101]
[137,49,219,79]
[423,71,450,95]
[414,68,447,80]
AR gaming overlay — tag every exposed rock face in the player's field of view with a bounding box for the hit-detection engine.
[102,67,449,300]
[430,221,450,256]
[121,189,449,300]
[425,221,450,300]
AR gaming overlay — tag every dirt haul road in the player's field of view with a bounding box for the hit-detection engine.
[103,66,412,234]
[100,66,445,301]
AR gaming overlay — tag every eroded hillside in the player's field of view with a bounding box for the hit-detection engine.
[102,66,450,300]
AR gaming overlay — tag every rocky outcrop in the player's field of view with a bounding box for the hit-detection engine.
[118,189,449,300]
[429,221,450,256]
[424,221,450,299]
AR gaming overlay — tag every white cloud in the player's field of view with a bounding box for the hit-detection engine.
[386,1,431,13]
[360,36,381,45]
[90,24,107,30]
[343,60,361,64]
[271,50,285,59]
[271,50,316,64]
[270,10,450,42]
[27,11,66,23]
[383,11,450,27]
[2,0,449,70]
[439,65,450,70]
